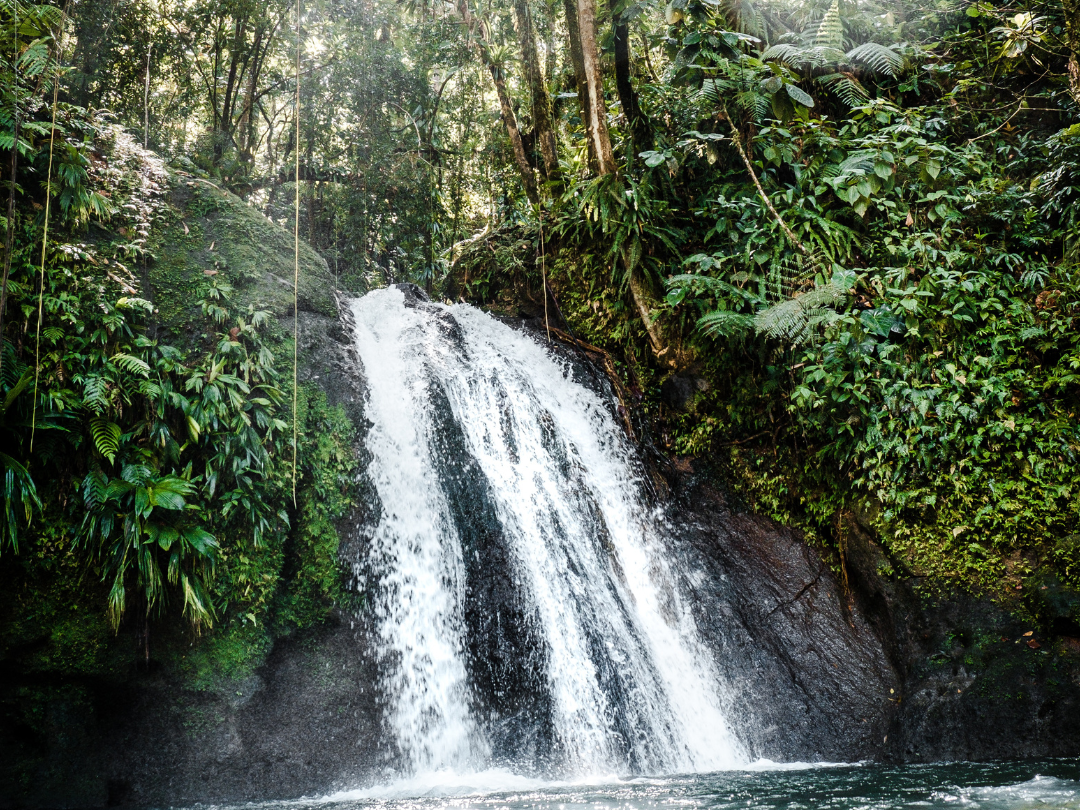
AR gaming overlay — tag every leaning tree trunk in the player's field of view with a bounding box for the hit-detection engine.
[513,0,562,193]
[458,1,538,205]
[613,19,652,160]
[486,57,539,206]
[567,0,668,361]
[1065,0,1080,105]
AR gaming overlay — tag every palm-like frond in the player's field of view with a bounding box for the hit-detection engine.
[720,0,771,41]
[735,89,770,121]
[754,275,850,342]
[814,0,844,50]
[846,42,904,77]
[698,310,754,338]
[816,72,870,107]
[763,43,845,72]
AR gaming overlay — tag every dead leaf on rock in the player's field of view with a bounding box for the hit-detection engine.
[1027,639,1041,649]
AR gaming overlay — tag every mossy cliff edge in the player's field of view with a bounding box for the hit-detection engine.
[0,159,380,808]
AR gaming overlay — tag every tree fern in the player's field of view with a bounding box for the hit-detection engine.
[847,42,904,77]
[760,6,906,110]
[814,0,844,51]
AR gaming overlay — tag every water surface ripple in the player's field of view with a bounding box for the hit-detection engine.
[206,761,1080,810]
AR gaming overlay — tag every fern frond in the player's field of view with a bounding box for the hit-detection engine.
[735,89,770,121]
[814,0,843,51]
[82,376,109,413]
[90,417,122,464]
[720,0,771,40]
[846,42,904,77]
[698,310,754,338]
[803,45,847,69]
[817,72,869,107]
[763,43,845,72]
[111,352,151,377]
[761,43,804,65]
[668,273,749,300]
[753,271,851,343]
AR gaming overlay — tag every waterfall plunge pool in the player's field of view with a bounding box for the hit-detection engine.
[199,761,1080,810]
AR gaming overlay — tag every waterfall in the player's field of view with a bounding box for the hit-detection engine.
[349,285,745,780]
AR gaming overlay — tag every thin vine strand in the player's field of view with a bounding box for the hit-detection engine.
[292,0,301,507]
[539,209,549,343]
[31,4,67,451]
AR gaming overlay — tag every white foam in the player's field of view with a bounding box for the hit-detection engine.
[349,288,745,779]
[932,774,1080,807]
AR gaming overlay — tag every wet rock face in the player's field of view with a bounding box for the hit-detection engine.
[838,524,1080,763]
[421,366,557,772]
[103,618,385,807]
[666,480,899,762]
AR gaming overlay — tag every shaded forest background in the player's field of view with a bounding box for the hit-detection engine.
[0,0,1079,655]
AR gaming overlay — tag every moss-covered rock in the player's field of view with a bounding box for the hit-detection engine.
[147,174,335,336]
[0,144,377,808]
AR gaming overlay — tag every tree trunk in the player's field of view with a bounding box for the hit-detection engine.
[613,19,651,159]
[628,270,669,361]
[513,0,562,192]
[566,0,668,361]
[574,0,616,175]
[561,0,587,106]
[487,59,540,205]
[1065,0,1080,105]
[561,0,593,168]
[457,1,539,205]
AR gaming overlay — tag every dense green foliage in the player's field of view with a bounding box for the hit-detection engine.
[447,0,1080,608]
[0,5,358,665]
[649,1,1080,598]
[2,0,1079,648]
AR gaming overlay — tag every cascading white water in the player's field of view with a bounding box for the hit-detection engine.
[350,286,745,779]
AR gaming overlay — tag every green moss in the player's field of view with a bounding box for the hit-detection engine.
[161,620,274,690]
[146,176,335,342]
[274,385,359,630]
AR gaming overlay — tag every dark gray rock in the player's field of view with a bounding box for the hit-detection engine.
[660,374,710,412]
[667,479,898,762]
[102,617,385,807]
[837,518,1080,763]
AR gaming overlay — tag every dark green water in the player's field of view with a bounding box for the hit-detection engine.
[214,761,1080,810]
